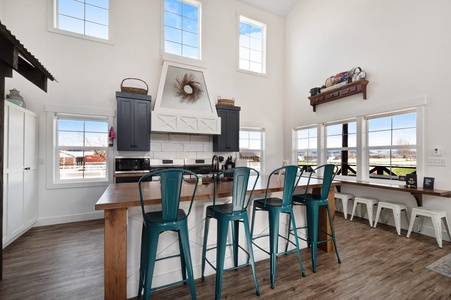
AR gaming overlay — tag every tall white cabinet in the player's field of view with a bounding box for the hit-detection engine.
[2,101,38,248]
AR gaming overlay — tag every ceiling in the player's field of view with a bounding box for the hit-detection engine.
[238,0,300,17]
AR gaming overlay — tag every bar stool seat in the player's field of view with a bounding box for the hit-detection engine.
[334,192,354,219]
[373,201,409,235]
[406,207,451,248]
[350,196,379,226]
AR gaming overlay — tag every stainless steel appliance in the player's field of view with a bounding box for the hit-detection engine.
[183,158,212,175]
[114,157,150,183]
[114,157,217,183]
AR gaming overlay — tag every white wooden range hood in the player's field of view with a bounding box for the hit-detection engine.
[151,61,221,135]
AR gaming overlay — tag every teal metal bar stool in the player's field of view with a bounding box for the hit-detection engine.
[201,167,260,300]
[250,165,306,289]
[289,164,341,273]
[137,169,199,300]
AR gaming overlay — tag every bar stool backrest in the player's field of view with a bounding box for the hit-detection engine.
[138,169,199,223]
[263,165,303,207]
[303,164,337,200]
[214,167,259,213]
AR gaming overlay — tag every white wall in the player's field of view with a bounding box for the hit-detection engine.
[1,0,285,225]
[284,0,451,237]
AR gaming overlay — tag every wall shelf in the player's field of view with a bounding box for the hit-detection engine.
[308,80,369,112]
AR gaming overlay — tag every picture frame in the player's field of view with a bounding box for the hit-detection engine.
[423,177,435,189]
[404,174,417,189]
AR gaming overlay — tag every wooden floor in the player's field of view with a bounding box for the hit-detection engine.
[1,214,451,300]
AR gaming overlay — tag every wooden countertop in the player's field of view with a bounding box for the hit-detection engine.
[95,175,336,211]
[339,178,451,206]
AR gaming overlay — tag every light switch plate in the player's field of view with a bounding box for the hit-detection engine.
[427,157,447,167]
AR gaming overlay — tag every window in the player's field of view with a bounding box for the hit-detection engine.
[296,127,317,171]
[239,16,266,74]
[55,114,108,183]
[239,129,263,172]
[367,110,416,180]
[164,0,201,59]
[54,0,109,40]
[326,120,357,177]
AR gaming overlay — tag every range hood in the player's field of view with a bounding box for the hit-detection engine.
[151,61,221,135]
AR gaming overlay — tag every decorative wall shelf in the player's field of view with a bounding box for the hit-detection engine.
[308,79,369,112]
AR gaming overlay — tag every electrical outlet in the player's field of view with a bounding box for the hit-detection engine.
[434,148,441,156]
[427,158,447,167]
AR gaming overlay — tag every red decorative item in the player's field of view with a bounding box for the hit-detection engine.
[109,126,116,147]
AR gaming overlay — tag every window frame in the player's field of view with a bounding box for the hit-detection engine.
[294,126,319,172]
[325,119,358,179]
[237,15,267,76]
[48,0,113,44]
[292,105,424,183]
[45,104,114,189]
[162,0,202,62]
[366,109,417,182]
[239,128,264,173]
[55,113,109,184]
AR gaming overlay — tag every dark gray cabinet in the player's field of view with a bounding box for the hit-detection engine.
[116,92,151,151]
[213,104,240,152]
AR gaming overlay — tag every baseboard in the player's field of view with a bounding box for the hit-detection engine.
[34,211,104,227]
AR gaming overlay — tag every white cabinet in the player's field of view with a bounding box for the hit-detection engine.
[2,101,38,248]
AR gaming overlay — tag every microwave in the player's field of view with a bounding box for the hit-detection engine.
[115,157,150,173]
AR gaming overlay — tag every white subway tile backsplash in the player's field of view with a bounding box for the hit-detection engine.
[150,133,213,159]
[162,142,183,152]
[170,134,190,142]
[151,132,170,142]
[184,143,204,152]
[190,135,211,143]
[150,142,162,152]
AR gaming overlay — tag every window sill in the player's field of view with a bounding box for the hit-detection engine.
[46,179,111,190]
[47,27,114,45]
[236,68,267,78]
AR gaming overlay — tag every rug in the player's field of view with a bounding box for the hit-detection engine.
[426,253,451,278]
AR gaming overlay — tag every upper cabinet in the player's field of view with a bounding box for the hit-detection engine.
[116,92,151,151]
[213,105,241,152]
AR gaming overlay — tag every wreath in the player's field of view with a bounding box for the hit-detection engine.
[174,73,203,102]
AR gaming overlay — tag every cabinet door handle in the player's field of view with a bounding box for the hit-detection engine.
[24,167,31,170]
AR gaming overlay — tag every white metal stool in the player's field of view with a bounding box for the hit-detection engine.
[335,192,354,219]
[350,196,379,226]
[406,207,451,248]
[373,201,409,235]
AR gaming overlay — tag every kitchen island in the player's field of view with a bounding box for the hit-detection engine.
[95,175,339,300]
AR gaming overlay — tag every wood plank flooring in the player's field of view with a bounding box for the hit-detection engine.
[1,214,451,299]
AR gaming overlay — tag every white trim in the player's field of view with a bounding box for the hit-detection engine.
[237,14,267,76]
[45,103,115,117]
[161,0,202,61]
[35,211,104,227]
[46,0,114,45]
[45,105,115,190]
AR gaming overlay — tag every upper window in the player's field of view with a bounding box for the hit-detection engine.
[54,0,109,40]
[326,120,357,177]
[239,129,264,172]
[55,114,108,183]
[296,127,317,171]
[367,110,416,180]
[239,16,266,74]
[164,0,201,60]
